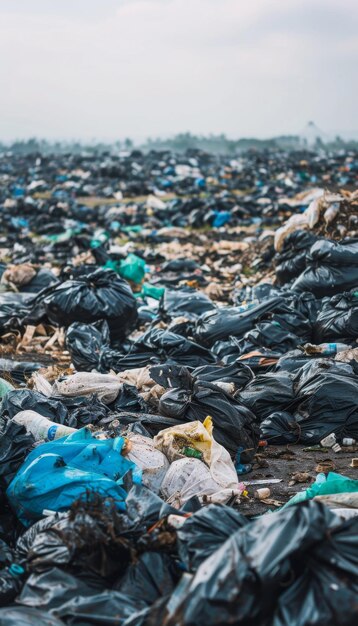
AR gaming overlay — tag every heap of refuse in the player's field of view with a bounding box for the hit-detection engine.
[0,146,357,625]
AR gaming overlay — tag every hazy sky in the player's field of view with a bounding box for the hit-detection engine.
[0,0,357,141]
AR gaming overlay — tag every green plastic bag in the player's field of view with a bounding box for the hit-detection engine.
[283,472,358,508]
[119,254,146,284]
[140,282,165,300]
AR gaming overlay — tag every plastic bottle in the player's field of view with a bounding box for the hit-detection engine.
[235,447,252,475]
[12,410,76,441]
[182,446,203,460]
[317,343,349,356]
[342,438,356,446]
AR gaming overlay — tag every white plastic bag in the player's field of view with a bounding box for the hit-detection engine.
[154,417,239,489]
[51,372,121,404]
[161,457,243,508]
[126,433,169,494]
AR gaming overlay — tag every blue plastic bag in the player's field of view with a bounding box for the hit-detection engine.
[7,428,141,526]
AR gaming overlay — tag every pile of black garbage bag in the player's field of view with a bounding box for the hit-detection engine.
[0,486,357,626]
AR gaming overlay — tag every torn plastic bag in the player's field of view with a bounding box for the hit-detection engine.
[19,268,59,294]
[51,372,121,404]
[313,290,358,343]
[7,428,141,526]
[194,296,285,347]
[0,607,66,626]
[164,501,352,626]
[0,418,35,491]
[292,239,358,296]
[177,504,248,572]
[110,383,149,413]
[126,433,169,494]
[161,457,243,508]
[154,417,238,488]
[25,268,138,342]
[159,287,216,321]
[239,371,295,421]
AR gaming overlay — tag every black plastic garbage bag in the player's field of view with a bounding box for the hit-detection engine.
[292,239,358,297]
[194,296,285,346]
[313,290,358,343]
[291,360,358,443]
[260,411,301,444]
[159,381,259,461]
[191,362,254,389]
[114,552,179,605]
[66,320,110,372]
[23,268,59,293]
[239,371,295,421]
[1,389,68,422]
[103,412,184,438]
[164,501,356,626]
[150,362,254,392]
[177,504,248,572]
[275,350,319,373]
[16,495,133,585]
[275,230,318,284]
[132,328,216,368]
[273,513,358,626]
[0,293,32,337]
[0,358,43,384]
[0,607,66,626]
[26,269,138,342]
[239,321,302,354]
[17,567,145,625]
[159,287,216,321]
[0,418,35,491]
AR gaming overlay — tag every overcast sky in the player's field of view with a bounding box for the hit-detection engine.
[0,0,357,141]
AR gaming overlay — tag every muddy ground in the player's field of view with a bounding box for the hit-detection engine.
[240,443,358,516]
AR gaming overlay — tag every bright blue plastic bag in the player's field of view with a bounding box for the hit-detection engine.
[7,428,141,526]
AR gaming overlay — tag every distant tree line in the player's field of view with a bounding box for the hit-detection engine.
[1,133,357,155]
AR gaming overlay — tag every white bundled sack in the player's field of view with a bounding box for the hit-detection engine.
[155,417,243,507]
[51,372,121,404]
[126,433,169,494]
[161,457,243,508]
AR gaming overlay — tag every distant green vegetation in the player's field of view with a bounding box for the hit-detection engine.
[1,133,358,155]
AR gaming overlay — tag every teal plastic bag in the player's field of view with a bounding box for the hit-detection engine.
[283,472,358,508]
[119,254,146,284]
[7,428,141,526]
[0,377,14,398]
